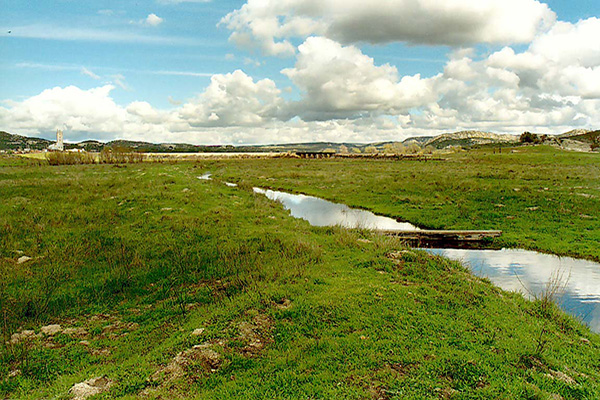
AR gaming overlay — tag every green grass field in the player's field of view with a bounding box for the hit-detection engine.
[213,146,600,261]
[0,148,599,399]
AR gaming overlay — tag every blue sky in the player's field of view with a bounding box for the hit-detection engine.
[1,0,600,144]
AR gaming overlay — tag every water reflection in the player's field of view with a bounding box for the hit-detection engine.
[253,187,419,231]
[426,249,600,332]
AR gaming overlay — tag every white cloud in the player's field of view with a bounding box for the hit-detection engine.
[282,37,436,120]
[0,83,402,144]
[178,70,284,127]
[220,0,556,56]
[145,14,164,27]
[80,67,100,80]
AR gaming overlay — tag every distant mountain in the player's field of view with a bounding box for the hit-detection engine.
[1,129,596,153]
[402,136,434,145]
[557,129,593,139]
[0,131,52,151]
[422,131,519,149]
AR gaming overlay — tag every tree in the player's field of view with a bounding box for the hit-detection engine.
[520,131,540,144]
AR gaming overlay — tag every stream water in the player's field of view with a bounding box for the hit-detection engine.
[253,188,419,231]
[253,186,600,333]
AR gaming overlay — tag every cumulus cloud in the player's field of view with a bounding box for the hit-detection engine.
[220,0,556,56]
[282,37,436,120]
[178,70,285,126]
[484,18,600,99]
[145,13,164,27]
[0,86,128,138]
[0,72,286,142]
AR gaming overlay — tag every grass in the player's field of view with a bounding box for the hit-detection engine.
[0,151,598,399]
[210,146,600,261]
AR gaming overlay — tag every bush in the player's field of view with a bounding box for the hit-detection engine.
[99,146,144,164]
[46,151,95,165]
[519,131,540,144]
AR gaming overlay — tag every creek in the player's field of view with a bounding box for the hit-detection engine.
[253,187,600,333]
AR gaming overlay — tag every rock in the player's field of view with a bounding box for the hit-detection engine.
[275,298,292,310]
[41,324,62,336]
[161,207,173,211]
[580,337,591,345]
[79,340,90,346]
[494,204,505,208]
[191,328,205,336]
[69,376,113,400]
[9,330,38,344]
[527,207,539,211]
[513,188,521,192]
[182,188,190,192]
[357,238,373,244]
[91,348,111,356]
[63,327,88,337]
[545,370,576,385]
[8,369,21,378]
[17,256,32,264]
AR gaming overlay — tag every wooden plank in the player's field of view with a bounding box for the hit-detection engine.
[381,230,502,241]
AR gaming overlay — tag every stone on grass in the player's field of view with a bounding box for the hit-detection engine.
[17,256,32,264]
[69,376,113,400]
[191,328,205,336]
[9,330,38,345]
[41,324,62,336]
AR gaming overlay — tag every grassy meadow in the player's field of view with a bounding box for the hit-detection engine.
[0,147,599,399]
[213,146,600,261]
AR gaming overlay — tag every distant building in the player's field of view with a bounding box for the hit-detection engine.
[48,129,64,151]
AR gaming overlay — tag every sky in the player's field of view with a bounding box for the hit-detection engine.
[1,0,600,145]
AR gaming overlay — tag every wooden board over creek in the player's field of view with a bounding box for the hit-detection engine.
[381,229,503,249]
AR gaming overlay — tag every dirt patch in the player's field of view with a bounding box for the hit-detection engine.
[143,343,223,396]
[237,313,274,356]
[101,320,139,339]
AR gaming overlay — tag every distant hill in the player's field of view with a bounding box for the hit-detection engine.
[402,136,433,146]
[422,131,519,149]
[0,131,52,151]
[557,129,593,139]
[0,129,596,153]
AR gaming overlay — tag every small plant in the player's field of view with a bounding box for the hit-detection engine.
[534,324,549,356]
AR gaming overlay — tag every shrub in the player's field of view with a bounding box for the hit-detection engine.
[46,151,95,165]
[99,146,144,164]
[519,131,540,144]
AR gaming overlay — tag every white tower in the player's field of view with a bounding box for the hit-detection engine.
[56,129,64,151]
